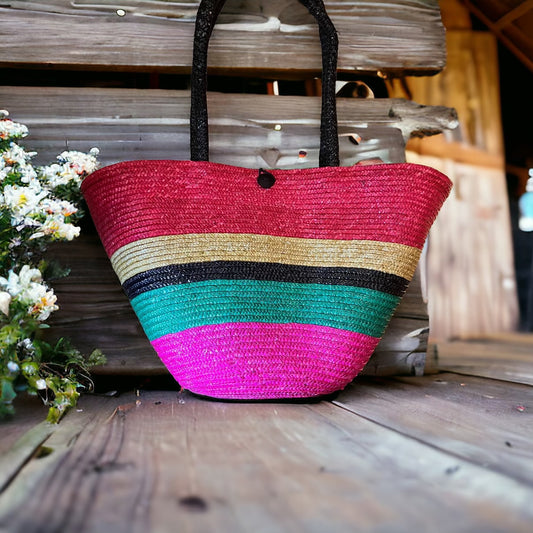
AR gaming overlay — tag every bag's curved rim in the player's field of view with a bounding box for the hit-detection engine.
[83,159,452,184]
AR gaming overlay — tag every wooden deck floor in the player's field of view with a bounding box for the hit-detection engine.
[0,337,532,533]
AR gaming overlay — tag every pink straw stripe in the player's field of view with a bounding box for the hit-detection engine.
[151,322,380,399]
[81,160,452,257]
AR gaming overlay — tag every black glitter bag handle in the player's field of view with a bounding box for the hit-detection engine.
[190,0,340,167]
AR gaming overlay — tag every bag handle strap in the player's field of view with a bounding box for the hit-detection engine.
[190,0,340,167]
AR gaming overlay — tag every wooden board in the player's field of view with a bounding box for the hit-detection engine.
[409,32,504,154]
[0,420,56,495]
[410,155,519,341]
[1,388,533,532]
[0,0,446,77]
[336,372,533,486]
[436,337,533,386]
[387,31,519,341]
[0,87,457,168]
[0,395,50,456]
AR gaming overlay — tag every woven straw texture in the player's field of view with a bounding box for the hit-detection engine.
[81,160,452,399]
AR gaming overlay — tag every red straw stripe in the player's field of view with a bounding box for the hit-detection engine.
[152,322,380,399]
[81,160,452,257]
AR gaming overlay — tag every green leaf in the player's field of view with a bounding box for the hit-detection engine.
[87,349,107,368]
[1,378,17,404]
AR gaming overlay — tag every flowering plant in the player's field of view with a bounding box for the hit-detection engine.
[0,110,105,423]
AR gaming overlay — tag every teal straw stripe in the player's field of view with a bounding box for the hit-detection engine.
[130,279,400,341]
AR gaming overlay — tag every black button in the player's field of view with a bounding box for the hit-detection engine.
[257,168,276,189]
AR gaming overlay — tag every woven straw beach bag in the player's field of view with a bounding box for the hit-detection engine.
[81,0,452,400]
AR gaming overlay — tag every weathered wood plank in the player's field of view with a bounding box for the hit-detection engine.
[0,1,446,76]
[1,390,533,532]
[411,154,519,340]
[387,31,520,340]
[0,395,48,455]
[0,421,56,495]
[0,395,116,524]
[335,372,533,486]
[0,87,457,168]
[436,338,533,386]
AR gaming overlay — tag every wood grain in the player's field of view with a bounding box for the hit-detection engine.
[0,87,457,168]
[1,389,533,532]
[0,421,56,495]
[388,31,519,340]
[0,395,48,456]
[336,372,533,486]
[436,338,533,386]
[0,395,115,524]
[0,394,54,496]
[0,0,446,76]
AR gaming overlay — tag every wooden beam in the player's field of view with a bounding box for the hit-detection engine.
[0,1,447,76]
[494,0,533,29]
[462,0,533,72]
[0,87,458,167]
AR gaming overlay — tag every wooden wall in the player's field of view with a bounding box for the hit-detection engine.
[461,0,533,72]
[387,0,520,341]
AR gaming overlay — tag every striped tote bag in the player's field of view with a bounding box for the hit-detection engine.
[81,0,452,399]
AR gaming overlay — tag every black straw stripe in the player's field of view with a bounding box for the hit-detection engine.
[122,261,409,300]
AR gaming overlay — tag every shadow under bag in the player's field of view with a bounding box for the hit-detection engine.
[81,0,452,400]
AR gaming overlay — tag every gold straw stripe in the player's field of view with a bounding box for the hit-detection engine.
[111,233,421,284]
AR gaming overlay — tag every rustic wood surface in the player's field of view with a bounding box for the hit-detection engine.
[0,395,51,471]
[387,30,519,341]
[436,336,533,386]
[335,372,533,485]
[0,0,446,77]
[0,87,458,168]
[1,336,533,533]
